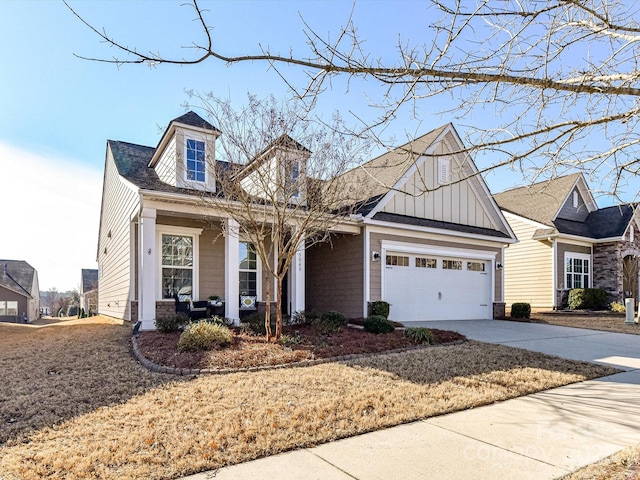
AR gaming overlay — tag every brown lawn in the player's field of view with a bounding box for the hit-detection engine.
[529,311,640,335]
[0,315,620,480]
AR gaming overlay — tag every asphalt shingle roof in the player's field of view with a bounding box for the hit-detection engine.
[0,260,35,297]
[373,212,511,239]
[553,204,635,239]
[334,125,450,209]
[493,173,582,226]
[495,173,635,240]
[109,140,232,197]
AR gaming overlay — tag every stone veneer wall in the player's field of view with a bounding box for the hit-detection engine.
[593,230,640,303]
[493,302,506,319]
[593,243,622,301]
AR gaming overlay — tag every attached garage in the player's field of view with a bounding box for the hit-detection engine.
[382,245,495,322]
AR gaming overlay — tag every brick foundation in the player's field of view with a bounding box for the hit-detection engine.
[493,302,506,319]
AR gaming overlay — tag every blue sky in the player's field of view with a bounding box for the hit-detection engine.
[0,1,632,291]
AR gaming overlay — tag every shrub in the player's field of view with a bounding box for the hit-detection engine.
[280,331,302,346]
[370,301,391,319]
[363,315,395,334]
[610,301,626,313]
[155,313,188,333]
[568,288,608,310]
[510,303,531,319]
[290,310,318,326]
[241,312,267,335]
[313,311,347,334]
[403,327,434,344]
[178,322,233,352]
[205,315,234,328]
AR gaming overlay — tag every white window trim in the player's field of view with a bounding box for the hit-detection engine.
[156,225,202,301]
[184,137,207,185]
[564,252,591,290]
[239,240,263,301]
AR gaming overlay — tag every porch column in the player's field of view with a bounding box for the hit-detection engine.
[138,207,157,331]
[224,218,240,324]
[290,238,306,314]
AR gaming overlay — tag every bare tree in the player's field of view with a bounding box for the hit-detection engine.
[197,93,368,340]
[66,0,640,199]
[41,288,60,316]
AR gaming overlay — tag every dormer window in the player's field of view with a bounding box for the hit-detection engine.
[186,139,206,182]
[287,160,300,198]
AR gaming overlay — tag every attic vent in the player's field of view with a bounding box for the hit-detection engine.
[438,158,450,185]
[572,191,578,208]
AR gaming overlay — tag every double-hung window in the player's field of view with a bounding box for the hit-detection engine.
[186,139,205,182]
[239,242,258,296]
[161,234,194,299]
[565,253,590,289]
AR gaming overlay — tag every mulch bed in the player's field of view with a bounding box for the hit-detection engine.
[135,324,465,371]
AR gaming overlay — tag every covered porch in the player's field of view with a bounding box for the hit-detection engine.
[134,202,307,331]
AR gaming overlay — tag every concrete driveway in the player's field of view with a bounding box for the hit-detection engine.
[415,319,640,371]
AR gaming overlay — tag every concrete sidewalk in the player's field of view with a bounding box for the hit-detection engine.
[183,321,640,480]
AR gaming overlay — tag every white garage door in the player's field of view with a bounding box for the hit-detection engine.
[384,251,492,322]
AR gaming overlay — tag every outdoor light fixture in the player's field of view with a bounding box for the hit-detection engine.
[372,251,381,262]
[496,262,503,270]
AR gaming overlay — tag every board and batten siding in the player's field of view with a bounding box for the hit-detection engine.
[98,146,140,320]
[305,234,364,318]
[557,187,589,222]
[381,132,499,231]
[368,231,503,304]
[502,213,553,310]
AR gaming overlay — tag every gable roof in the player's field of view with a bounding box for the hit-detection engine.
[170,111,219,132]
[149,111,220,168]
[0,260,36,297]
[335,125,450,210]
[550,204,636,239]
[81,269,98,293]
[493,173,584,226]
[236,134,311,179]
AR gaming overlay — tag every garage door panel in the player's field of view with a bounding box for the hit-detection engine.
[384,251,492,322]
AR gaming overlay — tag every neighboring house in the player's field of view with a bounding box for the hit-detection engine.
[80,268,98,314]
[97,111,516,330]
[494,173,640,311]
[0,260,40,323]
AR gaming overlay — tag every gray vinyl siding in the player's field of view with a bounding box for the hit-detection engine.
[557,188,589,222]
[369,231,502,304]
[0,286,28,323]
[98,146,140,320]
[305,234,364,318]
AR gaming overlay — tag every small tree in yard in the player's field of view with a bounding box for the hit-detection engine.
[197,94,369,341]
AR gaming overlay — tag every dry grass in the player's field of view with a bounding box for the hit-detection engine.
[530,312,640,335]
[561,445,640,480]
[0,317,618,480]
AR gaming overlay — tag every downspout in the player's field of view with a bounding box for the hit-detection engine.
[551,238,558,309]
